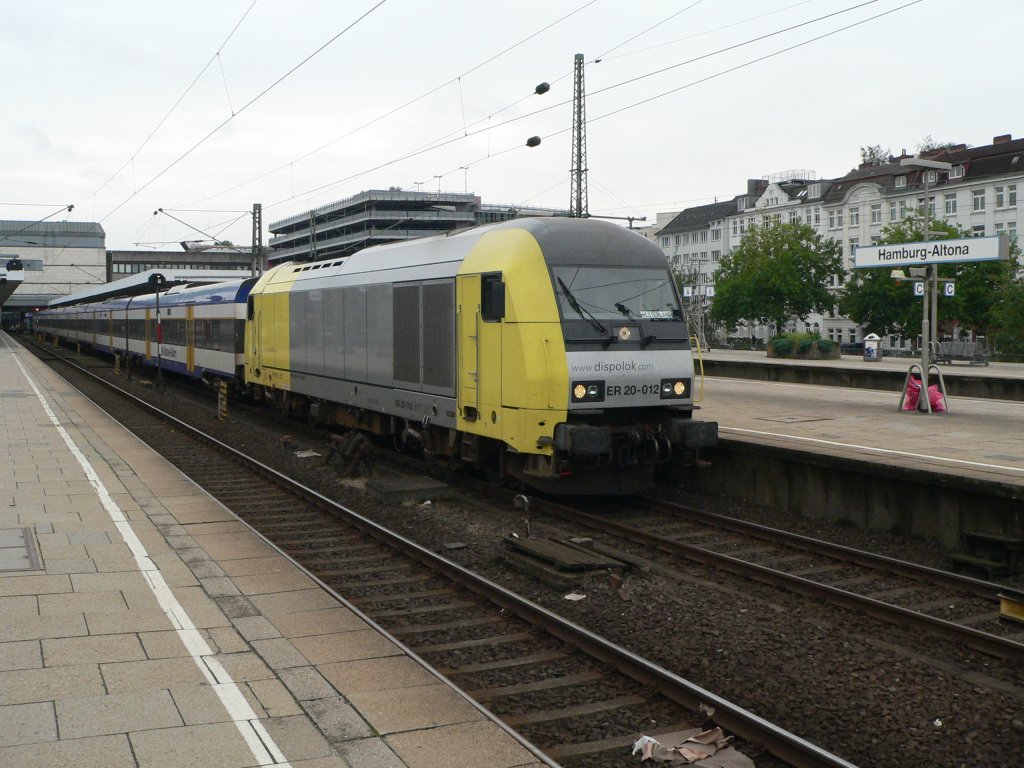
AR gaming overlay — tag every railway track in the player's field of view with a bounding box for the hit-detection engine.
[512,494,1024,663]
[22,339,857,768]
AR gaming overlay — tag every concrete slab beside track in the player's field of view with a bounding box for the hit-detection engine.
[690,350,1024,563]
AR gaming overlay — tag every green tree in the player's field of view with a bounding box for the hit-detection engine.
[990,277,1024,355]
[860,144,891,166]
[710,221,843,333]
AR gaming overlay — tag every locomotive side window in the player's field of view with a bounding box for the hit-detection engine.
[481,273,505,322]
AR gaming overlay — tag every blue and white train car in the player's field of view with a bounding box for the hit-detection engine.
[36,278,256,383]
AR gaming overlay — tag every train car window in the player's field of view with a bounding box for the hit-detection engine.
[247,296,255,320]
[481,273,505,322]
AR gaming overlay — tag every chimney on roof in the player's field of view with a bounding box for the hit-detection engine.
[993,134,1012,145]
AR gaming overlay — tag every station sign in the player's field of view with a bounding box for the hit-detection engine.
[854,234,1009,269]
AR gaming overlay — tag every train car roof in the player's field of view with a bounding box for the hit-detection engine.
[131,278,257,309]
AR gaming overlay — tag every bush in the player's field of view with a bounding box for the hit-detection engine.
[816,339,834,353]
[771,337,793,356]
[796,338,814,355]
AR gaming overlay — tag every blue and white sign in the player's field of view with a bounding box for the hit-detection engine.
[944,282,955,297]
[854,234,1009,268]
[913,282,925,297]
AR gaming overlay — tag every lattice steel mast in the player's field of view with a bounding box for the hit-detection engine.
[569,53,588,218]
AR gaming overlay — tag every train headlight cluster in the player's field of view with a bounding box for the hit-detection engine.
[571,380,605,403]
[660,378,690,399]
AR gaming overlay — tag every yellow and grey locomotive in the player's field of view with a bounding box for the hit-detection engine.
[246,217,716,494]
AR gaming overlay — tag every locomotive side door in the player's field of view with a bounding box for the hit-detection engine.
[456,272,503,431]
[456,274,479,420]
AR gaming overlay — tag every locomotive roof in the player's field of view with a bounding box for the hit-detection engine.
[263,217,668,291]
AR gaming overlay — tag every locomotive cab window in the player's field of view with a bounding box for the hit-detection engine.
[551,265,682,322]
[481,273,505,322]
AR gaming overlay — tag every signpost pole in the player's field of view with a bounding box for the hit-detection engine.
[919,172,932,409]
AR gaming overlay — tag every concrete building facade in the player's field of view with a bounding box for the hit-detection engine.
[268,188,565,266]
[657,135,1023,347]
[0,220,106,311]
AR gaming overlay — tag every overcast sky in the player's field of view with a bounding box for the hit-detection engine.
[2,0,1019,251]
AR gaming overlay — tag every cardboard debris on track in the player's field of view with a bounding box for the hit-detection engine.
[631,727,754,766]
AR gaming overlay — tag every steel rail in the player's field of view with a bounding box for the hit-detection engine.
[529,496,1024,661]
[26,339,857,768]
[642,496,1009,600]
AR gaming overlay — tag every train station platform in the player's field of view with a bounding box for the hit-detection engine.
[692,349,1024,559]
[0,333,546,768]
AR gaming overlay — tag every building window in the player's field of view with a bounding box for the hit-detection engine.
[809,183,821,197]
[996,186,1005,208]
[871,235,881,244]
[828,210,836,228]
[1010,185,1017,206]
[661,237,669,247]
[1009,221,1017,241]
[890,201,898,221]
[711,250,721,262]
[972,225,986,237]
[849,207,860,226]
[951,165,964,179]
[895,175,907,188]
[674,235,681,247]
[945,193,957,215]
[789,211,799,224]
[871,204,881,224]
[925,170,937,184]
[899,201,908,219]
[973,189,985,211]
[732,220,738,236]
[711,228,721,241]
[849,237,858,257]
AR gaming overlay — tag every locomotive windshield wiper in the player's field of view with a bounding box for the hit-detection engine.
[558,277,608,336]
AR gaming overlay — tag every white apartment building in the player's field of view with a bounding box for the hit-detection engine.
[657,134,1023,348]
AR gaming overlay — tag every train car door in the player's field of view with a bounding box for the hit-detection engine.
[107,312,113,350]
[186,305,195,372]
[145,308,152,360]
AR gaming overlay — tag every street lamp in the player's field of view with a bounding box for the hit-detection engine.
[900,157,952,408]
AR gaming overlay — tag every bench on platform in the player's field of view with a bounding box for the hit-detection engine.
[934,339,990,366]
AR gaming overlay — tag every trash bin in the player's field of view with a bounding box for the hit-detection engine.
[863,333,882,361]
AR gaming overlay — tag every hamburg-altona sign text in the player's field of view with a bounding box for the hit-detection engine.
[853,234,1009,269]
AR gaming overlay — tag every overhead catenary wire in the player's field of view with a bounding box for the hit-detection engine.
[173,0,600,209]
[268,0,911,215]
[87,0,260,203]
[98,1,389,225]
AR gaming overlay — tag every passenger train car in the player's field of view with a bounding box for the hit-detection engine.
[246,217,716,494]
[36,278,256,382]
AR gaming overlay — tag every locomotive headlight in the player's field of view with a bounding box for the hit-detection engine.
[571,380,605,403]
[660,377,690,399]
